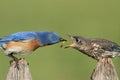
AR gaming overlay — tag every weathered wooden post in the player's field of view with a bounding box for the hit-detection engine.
[6,58,32,80]
[91,58,119,80]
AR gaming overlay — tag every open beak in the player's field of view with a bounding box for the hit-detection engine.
[64,43,75,48]
[60,35,76,48]
[64,35,75,48]
[65,35,74,48]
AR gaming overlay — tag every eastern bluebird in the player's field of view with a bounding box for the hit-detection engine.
[65,36,120,60]
[0,31,66,60]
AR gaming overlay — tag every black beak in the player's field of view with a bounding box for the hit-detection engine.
[60,38,67,42]
[60,38,67,47]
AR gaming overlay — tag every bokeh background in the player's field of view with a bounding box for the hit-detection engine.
[0,0,120,80]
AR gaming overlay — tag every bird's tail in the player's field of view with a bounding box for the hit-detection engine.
[0,39,4,49]
[0,42,2,49]
[91,58,119,80]
[104,46,120,58]
[110,46,120,57]
[0,44,2,49]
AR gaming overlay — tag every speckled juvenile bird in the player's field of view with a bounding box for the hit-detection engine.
[0,31,66,60]
[66,36,120,60]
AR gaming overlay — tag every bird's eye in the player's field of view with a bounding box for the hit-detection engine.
[75,38,81,43]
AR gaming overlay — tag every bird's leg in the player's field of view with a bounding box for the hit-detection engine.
[8,53,19,70]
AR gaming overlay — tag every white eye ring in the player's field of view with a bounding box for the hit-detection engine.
[77,39,81,43]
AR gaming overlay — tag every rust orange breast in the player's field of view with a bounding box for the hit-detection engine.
[6,40,40,52]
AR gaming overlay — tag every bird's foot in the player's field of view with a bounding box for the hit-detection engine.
[15,59,19,70]
[10,58,20,70]
[10,58,29,70]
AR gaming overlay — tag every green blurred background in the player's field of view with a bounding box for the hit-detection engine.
[0,0,120,80]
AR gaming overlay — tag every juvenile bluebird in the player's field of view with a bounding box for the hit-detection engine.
[65,36,120,60]
[0,31,66,60]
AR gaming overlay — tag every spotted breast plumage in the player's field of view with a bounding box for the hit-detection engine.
[0,31,66,60]
[66,36,120,60]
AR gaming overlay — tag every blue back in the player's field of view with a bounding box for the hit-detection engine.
[0,31,61,46]
[36,32,61,45]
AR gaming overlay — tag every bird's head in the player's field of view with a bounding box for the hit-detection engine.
[65,36,87,50]
[37,32,67,46]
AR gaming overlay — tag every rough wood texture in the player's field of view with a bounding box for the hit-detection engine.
[6,59,32,80]
[91,58,119,80]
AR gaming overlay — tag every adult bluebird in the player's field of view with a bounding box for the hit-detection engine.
[0,31,66,60]
[65,36,120,60]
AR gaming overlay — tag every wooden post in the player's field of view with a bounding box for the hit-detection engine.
[91,58,119,80]
[6,58,32,80]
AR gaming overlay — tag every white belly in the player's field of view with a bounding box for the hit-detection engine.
[4,46,32,55]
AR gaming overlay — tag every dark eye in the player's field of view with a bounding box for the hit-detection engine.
[75,38,81,43]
